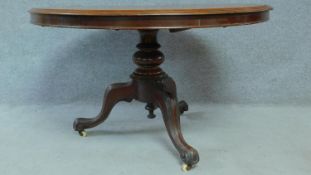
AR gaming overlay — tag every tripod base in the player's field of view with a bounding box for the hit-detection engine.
[73,30,199,170]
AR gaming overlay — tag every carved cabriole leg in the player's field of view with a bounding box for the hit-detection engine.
[73,82,136,132]
[132,30,199,170]
[156,92,199,167]
[153,77,199,168]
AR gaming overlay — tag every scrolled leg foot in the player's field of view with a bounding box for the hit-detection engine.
[180,148,200,167]
[178,100,189,114]
[73,82,136,134]
[155,90,199,170]
[73,118,94,132]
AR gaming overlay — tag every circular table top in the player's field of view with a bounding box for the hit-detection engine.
[30,4,272,30]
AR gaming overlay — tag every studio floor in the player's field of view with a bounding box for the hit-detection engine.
[1,102,310,175]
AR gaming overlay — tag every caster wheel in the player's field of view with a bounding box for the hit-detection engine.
[78,130,87,137]
[181,164,192,172]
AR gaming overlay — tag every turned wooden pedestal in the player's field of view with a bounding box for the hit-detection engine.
[30,5,271,171]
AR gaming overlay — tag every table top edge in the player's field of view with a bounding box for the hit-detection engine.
[29,5,272,16]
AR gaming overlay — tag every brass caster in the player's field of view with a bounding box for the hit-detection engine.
[181,164,192,172]
[78,130,87,137]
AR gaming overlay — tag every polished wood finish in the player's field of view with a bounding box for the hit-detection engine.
[30,5,271,170]
[31,5,271,16]
[73,30,199,166]
[30,5,272,30]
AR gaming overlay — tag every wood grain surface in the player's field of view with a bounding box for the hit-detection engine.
[30,5,272,30]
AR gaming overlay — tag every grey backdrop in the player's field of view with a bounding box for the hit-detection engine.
[1,0,311,105]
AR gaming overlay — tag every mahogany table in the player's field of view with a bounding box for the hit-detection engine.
[30,5,272,171]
